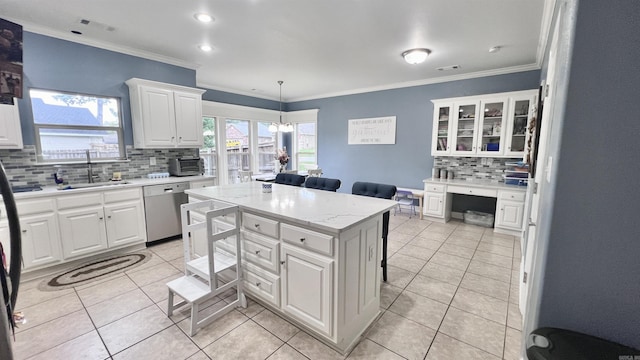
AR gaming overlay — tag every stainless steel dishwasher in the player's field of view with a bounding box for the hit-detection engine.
[143,182,190,243]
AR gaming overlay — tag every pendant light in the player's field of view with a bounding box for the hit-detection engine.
[269,80,293,133]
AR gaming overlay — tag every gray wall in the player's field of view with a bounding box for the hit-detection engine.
[288,72,540,192]
[528,0,640,349]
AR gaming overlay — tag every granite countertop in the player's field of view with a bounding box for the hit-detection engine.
[186,182,397,234]
[5,175,215,200]
[423,177,527,192]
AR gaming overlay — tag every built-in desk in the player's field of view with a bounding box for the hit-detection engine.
[423,178,527,235]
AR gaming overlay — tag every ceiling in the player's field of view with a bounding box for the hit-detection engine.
[1,0,552,102]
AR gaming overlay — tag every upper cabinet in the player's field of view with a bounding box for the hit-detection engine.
[126,78,205,149]
[0,100,23,149]
[431,90,537,158]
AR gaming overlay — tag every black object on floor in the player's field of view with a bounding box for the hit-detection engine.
[527,327,640,360]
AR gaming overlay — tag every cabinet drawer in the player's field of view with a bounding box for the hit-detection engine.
[243,231,280,273]
[447,185,497,198]
[57,193,102,210]
[425,184,445,193]
[243,263,280,307]
[243,213,279,239]
[104,188,141,203]
[17,198,55,215]
[498,190,525,202]
[281,223,333,256]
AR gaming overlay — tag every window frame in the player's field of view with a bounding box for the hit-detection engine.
[30,88,126,164]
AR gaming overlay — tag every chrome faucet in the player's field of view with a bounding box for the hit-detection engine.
[86,150,98,183]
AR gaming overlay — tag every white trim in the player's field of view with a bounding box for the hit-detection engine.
[202,101,280,123]
[197,81,280,102]
[14,19,198,70]
[287,63,541,102]
[536,0,558,68]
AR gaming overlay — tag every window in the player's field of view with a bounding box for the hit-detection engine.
[294,122,317,171]
[30,89,125,163]
[257,122,277,174]
[225,119,251,183]
[201,116,217,176]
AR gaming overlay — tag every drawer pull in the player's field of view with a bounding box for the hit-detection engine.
[255,282,261,287]
[299,237,306,242]
[254,223,260,228]
[99,217,104,220]
[255,250,260,255]
[22,229,26,233]
[280,261,285,265]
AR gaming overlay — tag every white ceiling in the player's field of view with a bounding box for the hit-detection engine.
[0,0,552,102]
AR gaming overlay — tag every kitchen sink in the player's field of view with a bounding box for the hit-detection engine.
[58,181,130,190]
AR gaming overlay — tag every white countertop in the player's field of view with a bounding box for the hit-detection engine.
[5,175,215,200]
[186,182,397,234]
[423,178,527,192]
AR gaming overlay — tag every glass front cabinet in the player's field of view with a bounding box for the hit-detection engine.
[431,90,537,158]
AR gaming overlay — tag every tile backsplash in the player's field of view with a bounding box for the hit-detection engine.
[0,145,198,186]
[434,157,522,183]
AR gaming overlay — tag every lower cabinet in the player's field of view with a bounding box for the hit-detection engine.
[495,190,525,232]
[58,188,146,260]
[424,192,445,218]
[281,243,334,337]
[7,198,63,270]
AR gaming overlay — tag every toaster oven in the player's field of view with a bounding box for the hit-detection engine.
[168,158,204,176]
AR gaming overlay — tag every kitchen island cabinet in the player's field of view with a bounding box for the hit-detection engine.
[186,182,396,354]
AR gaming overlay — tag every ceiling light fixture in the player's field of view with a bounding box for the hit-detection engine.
[199,44,212,52]
[489,46,502,53]
[402,48,431,64]
[269,81,293,133]
[194,13,213,23]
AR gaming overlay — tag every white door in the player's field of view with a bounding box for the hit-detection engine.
[477,98,507,155]
[104,201,146,248]
[174,91,203,147]
[58,206,108,259]
[451,101,480,155]
[520,11,562,315]
[281,243,333,337]
[424,193,444,217]
[140,86,177,147]
[432,103,453,155]
[21,213,62,269]
[496,199,524,231]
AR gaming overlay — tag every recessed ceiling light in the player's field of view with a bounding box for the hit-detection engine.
[199,44,212,52]
[402,48,431,65]
[194,13,213,23]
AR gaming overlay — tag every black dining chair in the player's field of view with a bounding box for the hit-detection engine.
[304,177,341,192]
[274,173,306,186]
[351,182,397,282]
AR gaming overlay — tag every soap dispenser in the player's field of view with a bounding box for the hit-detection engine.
[52,166,65,185]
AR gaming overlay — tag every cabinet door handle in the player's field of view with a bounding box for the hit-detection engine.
[255,250,260,255]
[108,215,112,219]
[22,229,26,233]
[254,223,260,228]
[255,282,261,287]
[280,261,285,265]
[99,217,104,220]
[299,237,306,242]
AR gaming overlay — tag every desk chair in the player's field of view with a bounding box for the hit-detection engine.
[274,173,306,186]
[304,177,341,192]
[351,182,397,282]
[394,190,416,218]
[239,171,253,183]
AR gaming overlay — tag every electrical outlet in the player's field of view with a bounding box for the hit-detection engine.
[150,157,156,166]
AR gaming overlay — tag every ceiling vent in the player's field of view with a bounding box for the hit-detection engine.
[76,18,116,32]
[436,65,460,71]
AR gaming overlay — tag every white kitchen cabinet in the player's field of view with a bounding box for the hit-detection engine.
[423,184,449,219]
[431,90,537,158]
[104,200,145,248]
[58,205,109,259]
[20,212,62,269]
[189,178,216,189]
[126,78,205,149]
[58,188,146,259]
[281,243,333,337]
[504,94,536,157]
[0,100,23,149]
[495,191,525,231]
[431,103,453,155]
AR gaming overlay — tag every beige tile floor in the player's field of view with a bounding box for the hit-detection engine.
[10,214,523,360]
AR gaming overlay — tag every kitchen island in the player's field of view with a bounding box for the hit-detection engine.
[186,182,396,354]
